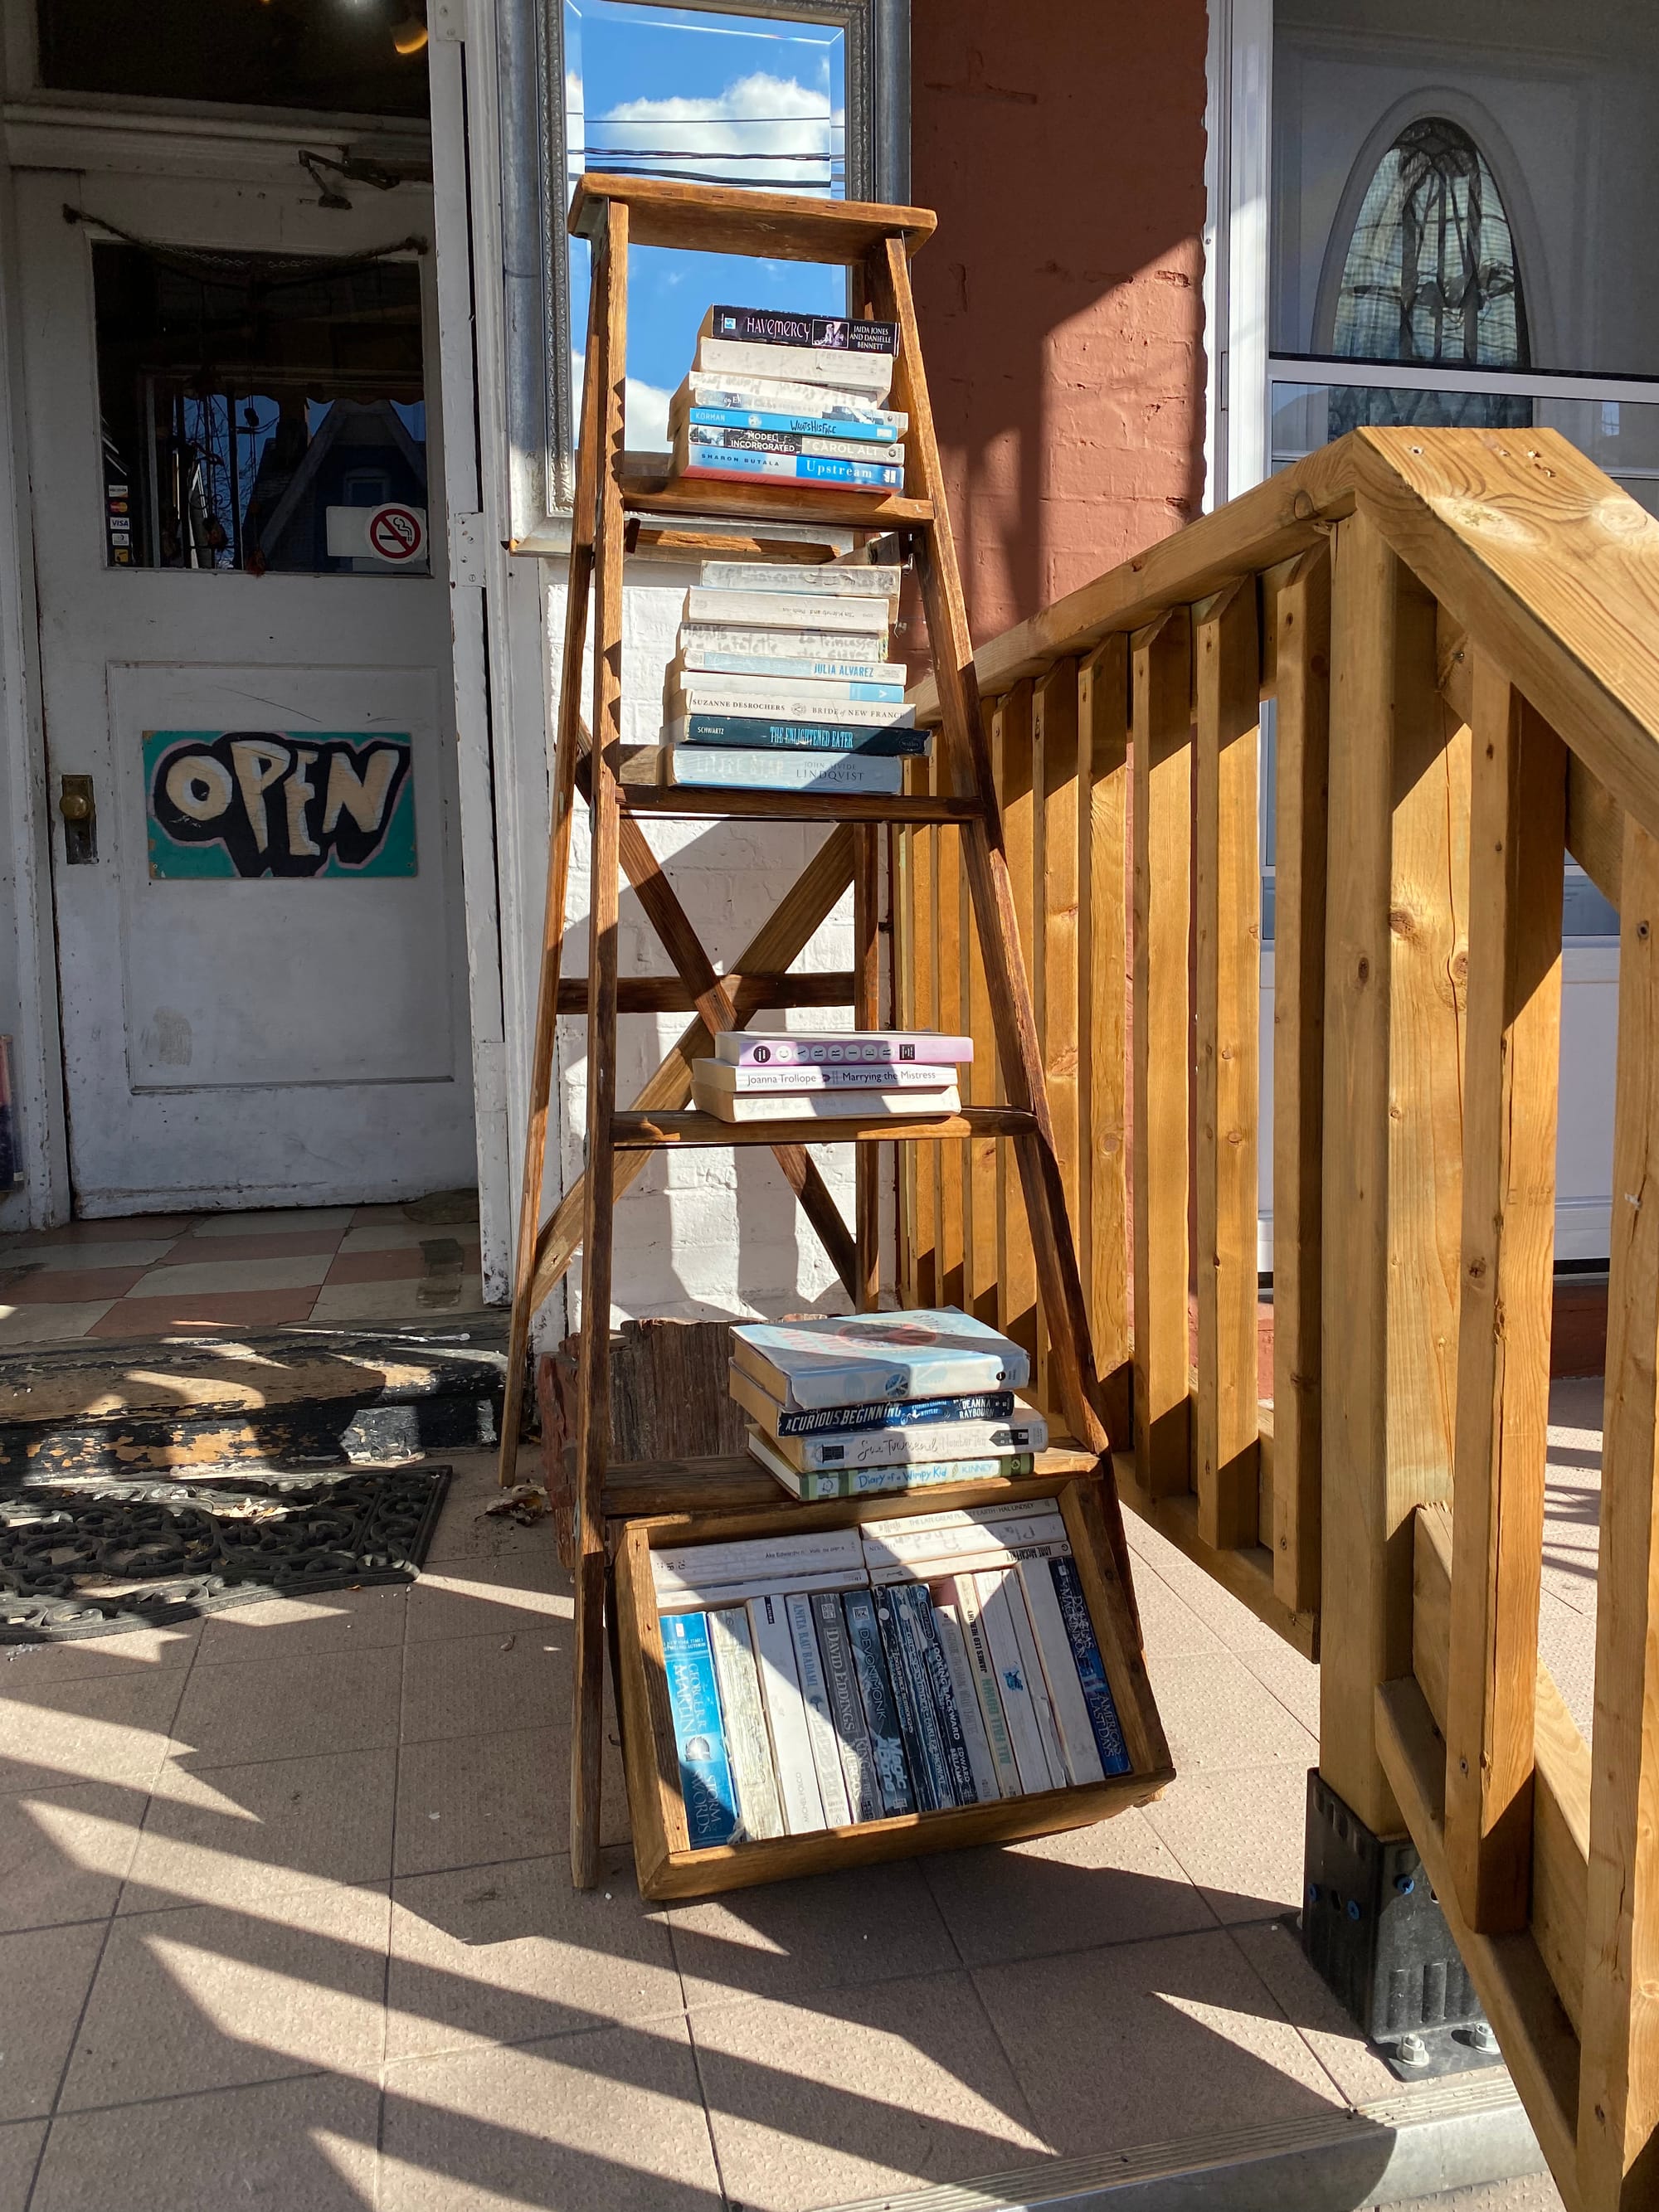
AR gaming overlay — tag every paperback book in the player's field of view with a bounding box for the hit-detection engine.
[679,625,891,664]
[660,1612,742,1848]
[675,374,907,430]
[677,401,902,445]
[839,1587,916,1816]
[699,305,900,355]
[730,1307,1030,1410]
[707,1607,786,1840]
[693,562,900,600]
[683,586,891,632]
[728,1369,1018,1438]
[714,1029,971,1067]
[675,649,907,684]
[672,442,904,490]
[694,334,894,397]
[693,1083,958,1125]
[745,1427,1034,1498]
[664,715,927,756]
[683,424,907,466]
[698,1060,959,1096]
[661,746,905,795]
[664,677,915,721]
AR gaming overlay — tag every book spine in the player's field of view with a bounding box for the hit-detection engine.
[746,1593,826,1834]
[664,747,906,796]
[869,1535,1068,1586]
[658,1565,861,1612]
[716,1030,974,1067]
[752,1450,1027,1503]
[1002,1567,1068,1787]
[693,563,900,598]
[863,1510,1066,1564]
[692,1087,959,1125]
[704,1061,963,1095]
[786,1592,854,1826]
[696,335,894,390]
[975,1569,1059,1792]
[683,591,889,632]
[797,1418,1047,1471]
[1014,1550,1107,1785]
[872,1585,946,1811]
[651,1526,864,1593]
[812,1590,883,1822]
[667,716,927,757]
[951,1576,1024,1798]
[685,383,907,429]
[893,1583,977,1805]
[703,305,900,353]
[679,626,888,663]
[862,1499,1063,1539]
[677,652,907,684]
[932,1599,1000,1803]
[677,447,905,489]
[659,1612,742,1849]
[667,680,913,718]
[685,424,907,465]
[775,1388,1017,1438]
[1050,1556,1132,1777]
[680,405,901,443]
[707,1606,786,1840]
[840,1588,916,1816]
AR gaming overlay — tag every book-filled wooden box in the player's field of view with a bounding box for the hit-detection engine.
[612,1473,1173,1903]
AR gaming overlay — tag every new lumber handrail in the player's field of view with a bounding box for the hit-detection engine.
[897,424,1659,2212]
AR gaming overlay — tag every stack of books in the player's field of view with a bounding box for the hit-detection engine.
[658,557,923,797]
[727,1305,1041,1500]
[654,1498,1132,1849]
[669,304,906,496]
[690,1026,970,1124]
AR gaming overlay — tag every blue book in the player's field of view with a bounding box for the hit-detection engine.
[771,1389,1018,1439]
[1049,1558,1131,1777]
[893,1583,979,1805]
[679,446,904,489]
[840,1589,915,1816]
[660,1611,742,1847]
[679,653,904,688]
[732,1308,1030,1412]
[872,1585,946,1811]
[684,404,899,444]
[666,712,929,757]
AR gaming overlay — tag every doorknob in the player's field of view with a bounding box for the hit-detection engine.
[58,774,96,863]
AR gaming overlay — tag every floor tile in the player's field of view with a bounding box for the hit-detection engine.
[692,1971,1048,2210]
[1230,1630,1322,1736]
[169,1644,402,1768]
[0,1242,177,1272]
[0,1217,195,1249]
[1228,1915,1400,2106]
[195,1585,409,1664]
[87,1290,320,1339]
[187,1208,357,1237]
[130,1253,335,1296]
[0,1302,113,1347]
[310,1275,487,1323]
[1133,1567,1227,1660]
[403,1549,568,1645]
[395,1727,565,1877]
[121,1745,398,1913]
[165,1228,347,1262]
[421,1452,555,1566]
[381,2016,721,2212]
[58,1885,390,2111]
[327,1242,480,1287]
[0,1922,108,2118]
[0,1782,146,1932]
[32,2073,380,2212]
[671,1856,958,2007]
[387,1848,681,2059]
[0,2121,43,2212]
[0,1667,188,1792]
[972,1925,1342,2158]
[343,1219,463,1252]
[401,1624,568,1743]
[0,1620,202,1685]
[1142,1762,1314,1924]
[1145,1650,1318,1773]
[920,1806,1216,1968]
[0,1267,148,1304]
[1379,2173,1562,2212]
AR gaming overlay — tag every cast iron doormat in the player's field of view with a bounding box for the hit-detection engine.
[0,1464,450,1641]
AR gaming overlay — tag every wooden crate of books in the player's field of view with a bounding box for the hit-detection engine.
[611,1478,1173,1902]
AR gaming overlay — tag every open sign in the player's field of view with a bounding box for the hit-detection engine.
[144,729,416,879]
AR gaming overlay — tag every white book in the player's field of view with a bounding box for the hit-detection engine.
[692,1081,959,1123]
[651,1524,864,1595]
[975,1568,1062,1791]
[863,1510,1066,1568]
[767,1415,1047,1475]
[677,375,908,430]
[666,681,915,727]
[870,1538,1071,1587]
[786,1592,854,1826]
[696,562,902,595]
[949,1575,1024,1798]
[932,1602,1000,1803]
[861,1500,1061,1542]
[747,1592,826,1834]
[662,748,906,797]
[696,1058,956,1095]
[744,1432,1000,1503]
[1015,1553,1107,1786]
[656,1567,864,1613]
[679,647,906,685]
[707,1606,786,1840]
[679,625,889,664]
[695,334,893,396]
[684,587,892,634]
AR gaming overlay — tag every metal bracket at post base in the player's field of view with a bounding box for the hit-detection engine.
[1301,1769,1505,2082]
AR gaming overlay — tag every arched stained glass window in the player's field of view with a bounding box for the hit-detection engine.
[1334,117,1527,368]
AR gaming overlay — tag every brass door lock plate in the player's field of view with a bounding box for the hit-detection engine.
[58,774,96,863]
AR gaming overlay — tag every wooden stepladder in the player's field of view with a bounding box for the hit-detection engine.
[501,174,1133,1889]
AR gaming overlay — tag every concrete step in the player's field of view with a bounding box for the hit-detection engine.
[0,1320,509,1484]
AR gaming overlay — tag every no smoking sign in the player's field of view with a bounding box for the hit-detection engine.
[324,502,429,570]
[367,504,425,562]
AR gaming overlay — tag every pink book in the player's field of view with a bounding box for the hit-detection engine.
[712,1029,973,1069]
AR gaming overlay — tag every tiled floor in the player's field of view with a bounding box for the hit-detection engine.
[0,1205,486,1348]
[0,1437,1556,2212]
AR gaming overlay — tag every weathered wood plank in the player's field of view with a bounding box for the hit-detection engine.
[1579,819,1659,2210]
[935,809,966,1315]
[1194,581,1262,1553]
[1445,662,1565,1933]
[995,682,1040,1379]
[1132,610,1194,1500]
[910,761,938,1310]
[854,822,883,1309]
[963,717,1000,1330]
[1080,637,1131,1437]
[1034,659,1081,1414]
[1272,546,1331,1612]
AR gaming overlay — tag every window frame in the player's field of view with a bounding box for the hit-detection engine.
[498,0,910,550]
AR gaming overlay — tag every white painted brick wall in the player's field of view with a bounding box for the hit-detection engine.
[544,557,860,1338]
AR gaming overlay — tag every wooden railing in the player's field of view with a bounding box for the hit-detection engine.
[898,425,1659,2211]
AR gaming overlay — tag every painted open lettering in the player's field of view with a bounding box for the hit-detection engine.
[144,728,416,879]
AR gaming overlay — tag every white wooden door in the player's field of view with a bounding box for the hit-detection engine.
[19,167,475,1213]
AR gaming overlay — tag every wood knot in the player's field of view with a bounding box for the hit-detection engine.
[1389,907,1413,939]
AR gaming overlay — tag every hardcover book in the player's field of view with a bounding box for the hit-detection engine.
[674,444,905,490]
[700,305,901,355]
[664,676,915,721]
[1050,1556,1132,1776]
[695,334,894,396]
[698,1060,958,1096]
[684,424,907,467]
[713,1029,971,1067]
[745,1428,1034,1498]
[812,1590,885,1822]
[730,1308,1029,1410]
[661,746,906,795]
[693,562,900,600]
[691,1082,960,1125]
[728,1367,1017,1438]
[678,375,907,430]
[767,1412,1049,1475]
[839,1587,916,1816]
[664,715,927,757]
[660,1612,742,1849]
[786,1592,854,1826]
[872,1583,946,1811]
[747,1592,826,1834]
[708,1606,786,1840]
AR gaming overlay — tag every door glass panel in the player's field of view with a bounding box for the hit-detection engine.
[564,0,849,450]
[36,0,429,118]
[92,243,428,576]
